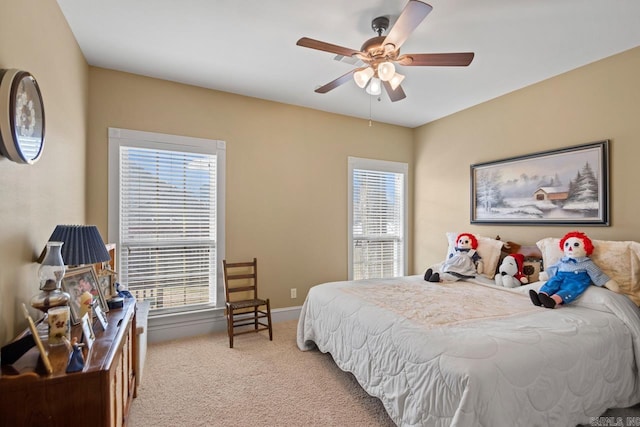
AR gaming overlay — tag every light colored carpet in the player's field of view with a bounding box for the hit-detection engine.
[128,320,396,426]
[130,320,640,427]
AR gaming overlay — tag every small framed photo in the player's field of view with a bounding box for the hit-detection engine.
[80,313,95,351]
[62,266,109,325]
[94,304,108,331]
[97,270,117,301]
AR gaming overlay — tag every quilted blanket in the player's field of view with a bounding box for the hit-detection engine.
[297,275,640,426]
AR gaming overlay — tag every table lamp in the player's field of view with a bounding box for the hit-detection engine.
[31,225,110,314]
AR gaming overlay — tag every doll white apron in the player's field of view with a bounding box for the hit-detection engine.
[442,249,477,278]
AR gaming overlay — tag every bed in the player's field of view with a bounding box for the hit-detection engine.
[297,235,640,426]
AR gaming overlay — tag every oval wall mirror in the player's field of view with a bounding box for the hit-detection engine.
[0,69,46,165]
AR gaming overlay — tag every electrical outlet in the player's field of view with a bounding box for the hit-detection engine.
[290,288,297,299]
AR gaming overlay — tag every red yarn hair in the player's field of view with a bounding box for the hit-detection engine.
[456,233,478,250]
[559,231,594,256]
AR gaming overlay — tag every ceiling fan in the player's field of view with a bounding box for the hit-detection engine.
[296,0,474,102]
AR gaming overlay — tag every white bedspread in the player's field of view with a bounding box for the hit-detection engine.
[297,275,640,426]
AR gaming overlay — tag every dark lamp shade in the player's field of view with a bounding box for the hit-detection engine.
[43,225,110,266]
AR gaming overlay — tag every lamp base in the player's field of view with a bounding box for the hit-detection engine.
[31,289,70,314]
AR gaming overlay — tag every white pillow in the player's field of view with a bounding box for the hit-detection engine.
[446,232,504,279]
[537,237,640,306]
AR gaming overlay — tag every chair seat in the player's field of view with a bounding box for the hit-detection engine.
[227,298,268,310]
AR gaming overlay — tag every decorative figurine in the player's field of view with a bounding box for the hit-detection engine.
[65,337,85,373]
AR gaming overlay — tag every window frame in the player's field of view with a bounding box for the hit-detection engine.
[108,127,226,314]
[347,156,408,280]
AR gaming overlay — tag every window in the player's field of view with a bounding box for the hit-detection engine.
[348,157,407,280]
[108,128,225,314]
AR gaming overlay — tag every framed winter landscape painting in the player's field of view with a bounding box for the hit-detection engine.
[470,140,609,225]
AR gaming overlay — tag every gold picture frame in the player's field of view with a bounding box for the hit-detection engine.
[61,266,108,325]
[21,304,52,374]
[97,269,117,302]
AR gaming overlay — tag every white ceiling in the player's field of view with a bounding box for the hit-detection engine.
[56,0,640,128]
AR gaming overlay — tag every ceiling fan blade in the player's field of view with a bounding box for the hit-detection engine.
[297,37,362,58]
[315,68,364,94]
[383,0,433,50]
[397,52,475,66]
[382,81,406,102]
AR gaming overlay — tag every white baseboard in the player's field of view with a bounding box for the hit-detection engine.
[147,305,302,343]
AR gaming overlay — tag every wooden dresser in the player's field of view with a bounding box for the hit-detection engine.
[0,299,137,427]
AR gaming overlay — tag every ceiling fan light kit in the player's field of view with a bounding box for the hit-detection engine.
[296,0,474,102]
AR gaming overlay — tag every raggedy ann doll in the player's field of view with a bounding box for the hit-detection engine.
[424,233,484,282]
[529,231,614,309]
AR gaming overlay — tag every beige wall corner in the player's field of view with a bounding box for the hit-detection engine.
[413,46,640,272]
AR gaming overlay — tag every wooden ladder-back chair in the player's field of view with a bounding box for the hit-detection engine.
[222,258,273,348]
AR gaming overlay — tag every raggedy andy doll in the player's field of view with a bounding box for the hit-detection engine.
[529,231,615,309]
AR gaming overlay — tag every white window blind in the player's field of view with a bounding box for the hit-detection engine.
[108,128,225,313]
[348,157,407,280]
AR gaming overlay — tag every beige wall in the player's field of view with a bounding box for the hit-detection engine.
[87,68,414,309]
[414,46,640,271]
[3,0,639,344]
[0,0,88,344]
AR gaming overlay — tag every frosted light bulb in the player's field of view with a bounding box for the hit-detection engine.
[389,73,405,90]
[353,67,374,88]
[377,62,396,81]
[366,78,382,96]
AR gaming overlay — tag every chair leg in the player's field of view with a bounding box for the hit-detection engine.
[254,307,259,331]
[267,300,273,341]
[227,306,234,348]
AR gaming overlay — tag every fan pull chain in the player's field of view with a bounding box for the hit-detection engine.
[369,95,373,127]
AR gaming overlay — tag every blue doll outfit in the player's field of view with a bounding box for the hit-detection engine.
[540,256,610,304]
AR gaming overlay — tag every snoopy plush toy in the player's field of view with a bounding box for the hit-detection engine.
[495,253,528,288]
